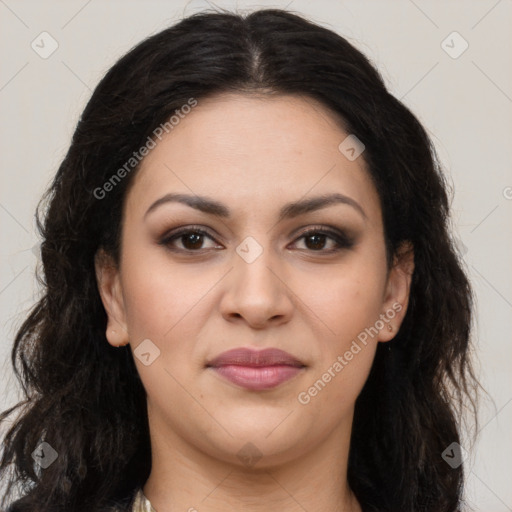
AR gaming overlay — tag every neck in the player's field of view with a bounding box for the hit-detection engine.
[142,406,362,512]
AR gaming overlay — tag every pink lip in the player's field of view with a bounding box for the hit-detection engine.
[206,348,306,391]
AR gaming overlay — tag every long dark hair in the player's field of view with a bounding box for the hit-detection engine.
[0,8,483,512]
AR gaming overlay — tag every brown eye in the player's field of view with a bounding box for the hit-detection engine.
[159,227,221,252]
[180,232,205,250]
[292,227,354,253]
[303,233,329,250]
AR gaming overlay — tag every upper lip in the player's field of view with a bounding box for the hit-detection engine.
[206,348,305,368]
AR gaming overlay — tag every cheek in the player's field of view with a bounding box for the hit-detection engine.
[120,242,212,340]
[298,276,381,412]
[300,260,387,342]
[294,255,386,402]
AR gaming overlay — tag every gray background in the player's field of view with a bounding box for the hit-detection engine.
[1,0,511,509]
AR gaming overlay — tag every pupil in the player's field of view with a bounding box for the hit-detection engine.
[306,234,325,250]
[184,233,203,249]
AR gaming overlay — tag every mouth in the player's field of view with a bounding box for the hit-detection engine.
[206,347,306,391]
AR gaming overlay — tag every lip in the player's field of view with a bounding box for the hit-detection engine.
[207,347,304,368]
[206,348,306,391]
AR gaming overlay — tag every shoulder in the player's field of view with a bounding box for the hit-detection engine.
[3,488,141,512]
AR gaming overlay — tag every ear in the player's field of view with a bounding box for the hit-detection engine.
[94,249,130,347]
[378,241,414,342]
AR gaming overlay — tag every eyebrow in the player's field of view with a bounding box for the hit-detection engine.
[144,192,367,222]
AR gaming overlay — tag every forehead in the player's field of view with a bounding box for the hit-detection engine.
[125,92,381,224]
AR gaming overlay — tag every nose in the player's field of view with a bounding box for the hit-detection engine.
[218,240,294,329]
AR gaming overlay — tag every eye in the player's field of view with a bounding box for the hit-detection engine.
[291,227,354,253]
[159,225,354,254]
[159,226,221,252]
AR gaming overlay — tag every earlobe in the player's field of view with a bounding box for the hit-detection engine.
[94,249,130,347]
[378,241,414,342]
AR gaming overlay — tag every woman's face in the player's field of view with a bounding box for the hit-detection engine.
[96,92,412,468]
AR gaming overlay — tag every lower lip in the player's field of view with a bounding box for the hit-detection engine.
[210,365,304,390]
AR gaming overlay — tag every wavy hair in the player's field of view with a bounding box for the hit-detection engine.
[0,8,482,512]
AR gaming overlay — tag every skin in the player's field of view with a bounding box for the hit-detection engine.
[95,92,414,512]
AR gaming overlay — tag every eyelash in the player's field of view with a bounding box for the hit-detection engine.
[158,225,355,255]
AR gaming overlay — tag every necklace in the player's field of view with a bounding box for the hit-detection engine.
[132,486,360,512]
[132,487,157,512]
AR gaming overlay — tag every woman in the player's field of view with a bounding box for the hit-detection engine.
[0,8,481,512]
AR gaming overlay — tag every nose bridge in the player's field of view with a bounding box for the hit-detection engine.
[220,233,293,327]
[233,234,281,293]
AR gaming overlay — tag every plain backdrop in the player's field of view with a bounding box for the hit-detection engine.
[1,0,511,509]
